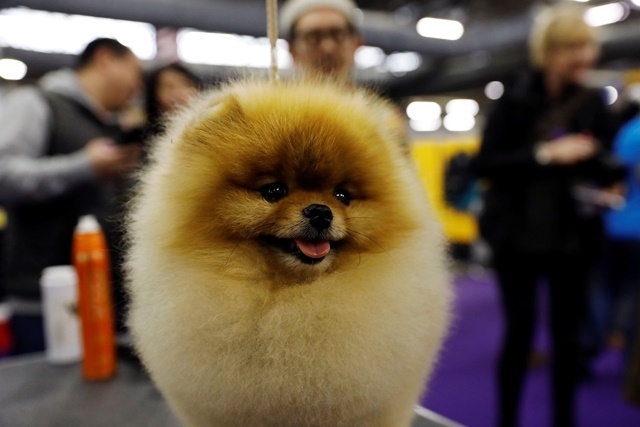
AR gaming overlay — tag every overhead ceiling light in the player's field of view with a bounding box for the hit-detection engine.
[0,58,27,80]
[410,118,442,132]
[484,81,504,100]
[177,29,292,69]
[386,52,422,75]
[443,114,475,132]
[354,46,386,69]
[0,7,156,59]
[584,2,629,27]
[416,17,464,41]
[445,99,479,116]
[631,0,640,6]
[406,101,441,121]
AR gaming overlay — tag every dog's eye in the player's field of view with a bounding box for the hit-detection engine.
[334,188,351,206]
[260,183,288,203]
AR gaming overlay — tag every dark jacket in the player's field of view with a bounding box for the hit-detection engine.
[4,91,122,300]
[475,71,626,257]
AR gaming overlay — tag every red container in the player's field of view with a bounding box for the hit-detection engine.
[0,304,13,358]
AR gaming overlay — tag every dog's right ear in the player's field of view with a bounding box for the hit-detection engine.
[178,93,247,151]
[199,94,245,124]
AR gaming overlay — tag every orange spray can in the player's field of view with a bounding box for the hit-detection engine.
[72,215,116,380]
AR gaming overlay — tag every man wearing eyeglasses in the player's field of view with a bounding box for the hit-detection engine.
[281,0,363,82]
[280,0,411,156]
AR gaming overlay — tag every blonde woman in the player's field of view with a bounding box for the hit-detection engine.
[474,4,626,427]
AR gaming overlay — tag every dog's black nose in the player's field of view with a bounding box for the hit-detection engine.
[302,204,333,230]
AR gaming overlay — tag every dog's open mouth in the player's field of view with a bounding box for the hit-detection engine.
[262,236,332,265]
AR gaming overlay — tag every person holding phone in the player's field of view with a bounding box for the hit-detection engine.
[0,38,142,355]
[474,5,626,427]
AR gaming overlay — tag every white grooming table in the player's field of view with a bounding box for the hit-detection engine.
[0,354,464,427]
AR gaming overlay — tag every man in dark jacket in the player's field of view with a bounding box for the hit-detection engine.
[0,38,142,354]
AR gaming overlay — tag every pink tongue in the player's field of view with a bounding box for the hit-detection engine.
[294,239,331,259]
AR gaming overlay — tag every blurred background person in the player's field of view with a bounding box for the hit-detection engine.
[0,38,142,355]
[613,84,640,132]
[142,62,201,140]
[280,0,362,83]
[280,0,410,155]
[600,84,640,400]
[585,83,640,360]
[111,63,201,352]
[473,4,626,427]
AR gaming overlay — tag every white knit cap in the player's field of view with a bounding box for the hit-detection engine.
[280,0,361,39]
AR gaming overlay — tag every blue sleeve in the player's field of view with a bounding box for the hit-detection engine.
[613,119,640,164]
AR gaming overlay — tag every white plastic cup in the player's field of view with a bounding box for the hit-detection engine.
[0,303,10,323]
[40,265,82,364]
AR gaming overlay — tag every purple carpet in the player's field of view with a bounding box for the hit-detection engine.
[420,269,640,427]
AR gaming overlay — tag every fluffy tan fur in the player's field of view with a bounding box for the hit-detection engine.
[126,79,451,427]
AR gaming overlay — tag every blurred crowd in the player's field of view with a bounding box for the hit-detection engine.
[0,38,204,354]
[0,0,366,358]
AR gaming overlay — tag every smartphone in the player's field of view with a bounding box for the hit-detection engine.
[118,127,145,145]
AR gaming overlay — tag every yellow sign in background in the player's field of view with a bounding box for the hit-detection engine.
[411,137,480,244]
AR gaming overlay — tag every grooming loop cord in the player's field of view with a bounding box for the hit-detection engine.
[266,0,279,82]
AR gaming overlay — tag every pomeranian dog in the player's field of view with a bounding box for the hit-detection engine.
[125,79,451,427]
